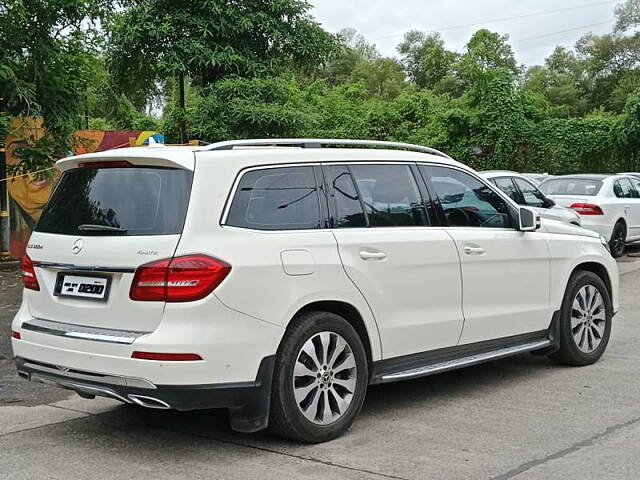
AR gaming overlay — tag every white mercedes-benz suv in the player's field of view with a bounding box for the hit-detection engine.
[12,139,618,443]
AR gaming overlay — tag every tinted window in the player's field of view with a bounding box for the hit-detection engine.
[614,178,639,199]
[493,177,519,202]
[421,165,511,228]
[350,164,428,227]
[540,178,602,196]
[226,166,321,230]
[324,165,367,228]
[36,167,193,236]
[513,177,547,207]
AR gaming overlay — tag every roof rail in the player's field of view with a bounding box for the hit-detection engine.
[198,138,452,159]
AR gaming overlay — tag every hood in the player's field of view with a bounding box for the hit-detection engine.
[539,218,600,239]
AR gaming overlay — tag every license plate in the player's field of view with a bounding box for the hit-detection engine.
[55,274,110,301]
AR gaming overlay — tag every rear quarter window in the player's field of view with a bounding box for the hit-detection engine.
[225,166,321,230]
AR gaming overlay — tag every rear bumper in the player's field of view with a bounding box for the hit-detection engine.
[15,355,275,432]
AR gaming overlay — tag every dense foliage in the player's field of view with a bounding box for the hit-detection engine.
[1,0,640,175]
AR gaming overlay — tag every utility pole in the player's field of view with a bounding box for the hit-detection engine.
[0,147,9,257]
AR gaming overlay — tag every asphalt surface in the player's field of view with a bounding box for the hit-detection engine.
[1,247,640,479]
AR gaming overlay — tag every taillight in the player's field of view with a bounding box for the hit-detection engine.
[21,255,40,291]
[129,254,231,302]
[131,351,202,361]
[11,331,21,340]
[570,203,604,215]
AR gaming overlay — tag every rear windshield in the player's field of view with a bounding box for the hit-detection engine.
[36,166,193,236]
[540,178,603,196]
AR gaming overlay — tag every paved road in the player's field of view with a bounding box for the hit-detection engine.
[2,249,640,479]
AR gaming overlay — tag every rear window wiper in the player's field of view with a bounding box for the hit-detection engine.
[77,224,127,233]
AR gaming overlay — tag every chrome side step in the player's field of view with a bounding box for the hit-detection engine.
[379,339,551,383]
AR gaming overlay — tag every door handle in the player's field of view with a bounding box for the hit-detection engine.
[359,250,387,260]
[464,246,486,256]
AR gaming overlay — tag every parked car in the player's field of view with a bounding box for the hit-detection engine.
[521,173,553,185]
[480,171,581,226]
[12,139,618,443]
[540,174,640,257]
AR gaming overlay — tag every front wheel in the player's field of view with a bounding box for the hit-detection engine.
[269,311,368,443]
[549,270,612,366]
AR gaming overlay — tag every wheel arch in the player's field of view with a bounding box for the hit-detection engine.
[292,300,375,367]
[571,262,613,301]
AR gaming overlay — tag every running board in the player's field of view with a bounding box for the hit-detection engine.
[374,339,551,384]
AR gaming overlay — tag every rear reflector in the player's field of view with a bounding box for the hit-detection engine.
[78,160,133,169]
[570,203,604,215]
[21,255,40,291]
[11,331,21,340]
[129,254,231,302]
[131,351,202,361]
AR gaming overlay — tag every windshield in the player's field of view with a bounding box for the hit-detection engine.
[36,166,193,236]
[540,178,603,196]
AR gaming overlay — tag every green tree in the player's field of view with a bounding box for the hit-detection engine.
[397,31,457,90]
[108,0,339,91]
[350,57,406,99]
[0,0,115,174]
[456,30,518,84]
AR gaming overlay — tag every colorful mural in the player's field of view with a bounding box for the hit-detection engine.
[4,117,163,258]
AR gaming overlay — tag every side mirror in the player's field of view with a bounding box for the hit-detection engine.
[544,196,556,208]
[519,207,540,231]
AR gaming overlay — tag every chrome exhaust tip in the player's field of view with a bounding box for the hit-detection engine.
[128,394,171,410]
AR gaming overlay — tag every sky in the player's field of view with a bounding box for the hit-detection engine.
[309,0,620,66]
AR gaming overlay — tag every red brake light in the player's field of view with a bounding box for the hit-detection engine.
[129,254,231,302]
[78,160,133,169]
[11,331,21,340]
[21,255,40,291]
[570,203,604,215]
[131,351,202,361]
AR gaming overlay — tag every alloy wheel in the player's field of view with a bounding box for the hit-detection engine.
[292,331,357,425]
[611,225,625,257]
[571,285,607,353]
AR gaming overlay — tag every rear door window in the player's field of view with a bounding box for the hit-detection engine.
[36,166,193,236]
[226,166,321,230]
[349,164,429,227]
[614,178,639,199]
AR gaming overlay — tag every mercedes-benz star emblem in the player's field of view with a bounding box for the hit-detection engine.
[72,239,84,255]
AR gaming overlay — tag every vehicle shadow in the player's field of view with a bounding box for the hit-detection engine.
[95,351,556,446]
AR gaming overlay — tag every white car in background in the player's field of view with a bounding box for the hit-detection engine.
[540,174,640,257]
[480,171,581,226]
[521,173,553,186]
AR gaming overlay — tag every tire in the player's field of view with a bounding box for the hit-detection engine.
[549,270,612,366]
[609,221,626,258]
[269,311,368,443]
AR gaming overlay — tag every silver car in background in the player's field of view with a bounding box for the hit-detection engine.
[480,171,581,226]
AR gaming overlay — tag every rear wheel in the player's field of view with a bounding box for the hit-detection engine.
[550,270,612,366]
[609,221,626,258]
[269,311,368,443]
